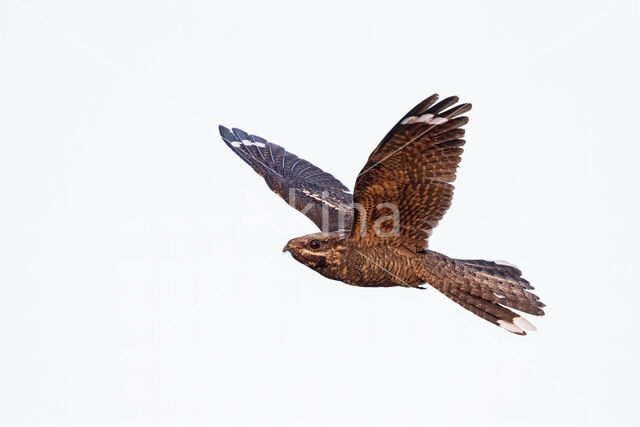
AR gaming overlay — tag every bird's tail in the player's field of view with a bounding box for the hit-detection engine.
[420,250,545,335]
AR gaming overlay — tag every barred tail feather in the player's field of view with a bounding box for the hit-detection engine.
[423,251,545,335]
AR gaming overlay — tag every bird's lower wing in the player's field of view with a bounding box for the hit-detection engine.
[219,126,353,232]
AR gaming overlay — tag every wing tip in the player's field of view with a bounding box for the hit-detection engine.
[231,127,250,141]
[218,125,237,142]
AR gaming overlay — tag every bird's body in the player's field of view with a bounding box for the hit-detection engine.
[284,233,424,288]
[219,94,545,335]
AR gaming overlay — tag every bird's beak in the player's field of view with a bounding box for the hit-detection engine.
[282,242,291,253]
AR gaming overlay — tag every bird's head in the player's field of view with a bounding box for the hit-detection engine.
[283,231,347,275]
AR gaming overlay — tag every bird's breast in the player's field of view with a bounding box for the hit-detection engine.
[334,247,424,288]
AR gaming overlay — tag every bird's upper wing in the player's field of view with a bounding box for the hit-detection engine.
[349,94,471,249]
[219,126,353,232]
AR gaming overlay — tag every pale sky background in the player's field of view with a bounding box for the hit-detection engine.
[0,1,638,426]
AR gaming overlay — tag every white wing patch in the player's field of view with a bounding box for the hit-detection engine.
[302,188,343,210]
[401,114,447,125]
[231,140,266,148]
[429,117,448,125]
[417,113,434,123]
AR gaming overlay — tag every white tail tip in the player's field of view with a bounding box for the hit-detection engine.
[497,320,525,335]
[513,316,537,331]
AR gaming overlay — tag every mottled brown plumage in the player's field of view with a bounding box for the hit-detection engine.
[219,94,545,335]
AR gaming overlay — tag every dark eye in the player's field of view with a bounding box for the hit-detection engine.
[309,239,321,249]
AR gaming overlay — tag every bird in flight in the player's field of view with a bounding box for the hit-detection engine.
[219,94,545,335]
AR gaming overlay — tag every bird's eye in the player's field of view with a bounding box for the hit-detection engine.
[309,239,321,249]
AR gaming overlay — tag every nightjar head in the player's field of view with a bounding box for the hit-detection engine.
[282,232,347,276]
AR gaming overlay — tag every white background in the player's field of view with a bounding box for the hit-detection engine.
[1,1,638,426]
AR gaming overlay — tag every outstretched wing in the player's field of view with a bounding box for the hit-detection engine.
[349,94,472,248]
[219,126,353,232]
